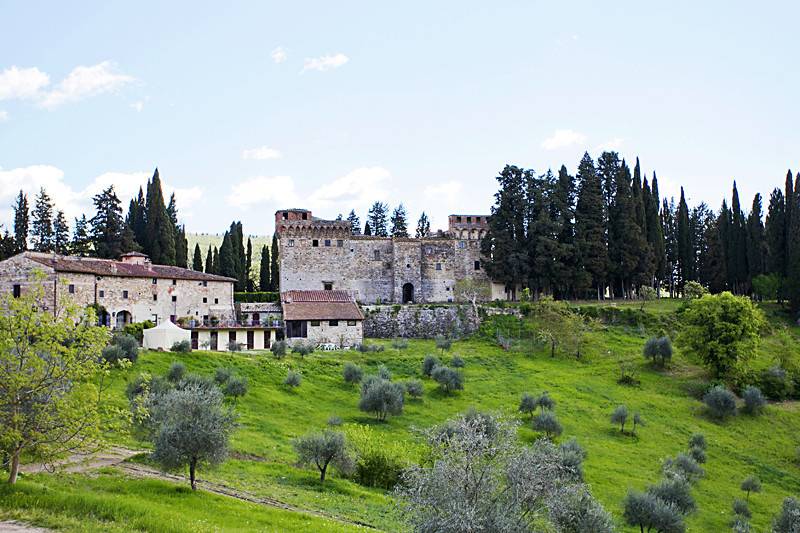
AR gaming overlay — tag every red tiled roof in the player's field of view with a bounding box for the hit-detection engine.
[24,253,236,283]
[280,290,363,321]
[281,290,354,303]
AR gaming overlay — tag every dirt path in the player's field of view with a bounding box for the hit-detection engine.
[19,447,144,475]
[0,521,50,532]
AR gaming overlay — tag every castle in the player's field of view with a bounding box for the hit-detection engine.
[276,209,506,304]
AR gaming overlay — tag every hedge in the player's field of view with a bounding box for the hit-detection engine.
[234,291,279,303]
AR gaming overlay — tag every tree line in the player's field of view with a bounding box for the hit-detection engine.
[480,151,800,309]
[2,168,189,267]
[344,203,432,238]
[196,223,279,292]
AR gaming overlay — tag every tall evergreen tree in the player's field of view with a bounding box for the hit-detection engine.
[192,243,203,271]
[0,230,15,260]
[70,215,92,257]
[269,233,279,291]
[346,210,361,235]
[120,223,141,254]
[729,182,749,293]
[662,197,678,296]
[367,202,389,237]
[416,212,431,238]
[786,174,800,311]
[246,237,254,291]
[363,221,372,235]
[12,190,29,253]
[718,199,732,292]
[676,188,692,291]
[551,165,577,298]
[608,161,647,297]
[259,245,271,291]
[130,186,147,246]
[574,153,607,299]
[212,246,220,275]
[765,187,787,276]
[700,211,727,293]
[205,245,214,274]
[390,204,409,237]
[646,173,666,291]
[174,225,188,268]
[144,169,176,265]
[525,171,560,297]
[227,222,246,291]
[30,187,54,252]
[89,186,125,259]
[785,170,795,278]
[52,210,69,254]
[219,232,236,280]
[746,193,766,283]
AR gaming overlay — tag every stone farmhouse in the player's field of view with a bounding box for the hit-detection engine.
[282,290,364,347]
[275,209,507,304]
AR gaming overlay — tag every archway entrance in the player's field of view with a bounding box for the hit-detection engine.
[115,310,131,329]
[402,283,414,304]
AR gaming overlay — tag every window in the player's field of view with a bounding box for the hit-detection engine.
[282,212,289,220]
[202,281,208,287]
[456,216,462,223]
[347,320,356,326]
[264,331,271,349]
[68,284,75,294]
[214,298,219,304]
[203,315,209,322]
[122,290,129,299]
[329,320,339,326]
[337,240,343,247]
[288,239,295,247]
[203,297,207,303]
[312,239,319,247]
[301,213,308,220]
[153,294,158,301]
[310,320,320,327]
[458,241,466,249]
[171,295,177,302]
[323,282,333,291]
[466,216,472,223]
[229,331,236,342]
[324,239,331,247]
[172,279,177,285]
[436,263,442,271]
[170,315,176,323]
[152,278,157,285]
[12,284,20,298]
[98,290,105,298]
[373,250,381,260]
[474,260,481,270]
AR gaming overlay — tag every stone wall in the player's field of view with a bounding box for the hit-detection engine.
[286,320,363,348]
[362,304,480,338]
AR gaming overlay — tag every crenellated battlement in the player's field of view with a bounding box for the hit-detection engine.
[277,220,351,238]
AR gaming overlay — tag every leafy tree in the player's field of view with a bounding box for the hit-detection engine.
[368,202,389,237]
[431,365,463,394]
[454,278,491,317]
[703,385,737,419]
[30,187,54,252]
[632,412,644,435]
[293,430,353,482]
[643,336,673,367]
[751,273,782,301]
[52,210,69,254]
[0,278,110,483]
[12,190,29,253]
[574,153,608,299]
[519,392,537,418]
[270,340,287,358]
[223,376,248,399]
[536,391,555,412]
[390,203,409,237]
[149,384,236,490]
[358,376,404,421]
[732,498,751,519]
[679,292,764,378]
[772,497,800,532]
[270,233,279,291]
[192,243,203,271]
[611,405,629,433]
[89,186,125,259]
[741,386,766,415]
[346,210,361,235]
[259,245,270,291]
[422,354,440,376]
[167,361,186,383]
[405,379,424,398]
[647,477,696,515]
[532,411,562,439]
[435,335,452,353]
[737,476,762,503]
[663,453,704,483]
[623,490,685,533]
[689,433,706,451]
[415,212,431,238]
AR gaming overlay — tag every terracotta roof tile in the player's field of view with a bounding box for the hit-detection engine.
[281,290,354,303]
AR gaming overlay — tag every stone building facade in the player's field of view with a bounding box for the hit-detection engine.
[0,252,236,328]
[281,290,364,347]
[275,209,505,304]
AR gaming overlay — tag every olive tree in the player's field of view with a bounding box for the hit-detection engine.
[532,411,563,439]
[536,391,555,412]
[422,354,440,376]
[643,336,673,367]
[519,392,537,418]
[703,385,737,420]
[611,405,629,433]
[405,379,424,399]
[741,386,766,415]
[342,362,363,385]
[431,365,463,394]
[149,384,236,490]
[0,278,111,484]
[740,476,761,500]
[292,429,353,483]
[623,490,685,533]
[358,376,404,421]
[434,335,452,354]
[223,376,248,399]
[772,497,800,533]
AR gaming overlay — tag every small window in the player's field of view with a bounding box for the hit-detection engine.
[288,239,295,247]
[456,216,462,223]
[436,263,442,271]
[171,295,177,302]
[172,279,177,285]
[324,239,331,247]
[203,297,207,303]
[373,250,381,260]
[153,294,158,301]
[229,331,236,342]
[152,278,157,285]
[301,213,308,220]
[312,239,319,247]
[282,212,289,220]
[170,315,176,323]
[202,281,208,287]
[203,315,209,322]
[68,284,75,294]
[329,320,339,326]
[466,216,472,223]
[99,290,105,298]
[123,290,129,299]
[214,298,219,304]
[310,320,320,327]
[12,284,21,298]
[458,241,466,249]
[323,282,333,291]
[347,320,356,326]
[474,260,481,270]
[336,240,343,247]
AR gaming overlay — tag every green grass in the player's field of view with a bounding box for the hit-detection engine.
[2,300,800,531]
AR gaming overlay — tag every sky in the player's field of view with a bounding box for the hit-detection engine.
[1,1,798,237]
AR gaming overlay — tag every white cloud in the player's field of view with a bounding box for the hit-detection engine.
[0,110,7,122]
[39,61,134,109]
[130,101,144,112]
[271,46,287,64]
[242,146,282,160]
[593,137,624,153]
[226,175,298,208]
[541,129,587,151]
[308,167,390,212]
[0,66,50,100]
[301,53,349,73]
[424,181,463,208]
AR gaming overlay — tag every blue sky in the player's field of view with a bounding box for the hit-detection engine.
[1,1,798,236]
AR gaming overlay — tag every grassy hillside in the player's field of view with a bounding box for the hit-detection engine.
[2,300,799,532]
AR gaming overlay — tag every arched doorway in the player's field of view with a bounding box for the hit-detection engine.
[402,283,414,304]
[115,310,131,330]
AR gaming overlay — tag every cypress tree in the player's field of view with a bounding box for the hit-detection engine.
[597,152,621,294]
[219,232,236,279]
[718,199,732,291]
[551,165,577,298]
[416,212,431,238]
[662,197,678,296]
[131,186,147,246]
[175,225,188,268]
[205,245,214,274]
[367,202,389,237]
[609,161,647,297]
[746,193,766,282]
[701,211,728,293]
[390,204,409,237]
[765,187,787,276]
[676,187,691,291]
[226,222,246,291]
[363,221,372,235]
[270,233,279,291]
[52,210,69,254]
[786,175,800,311]
[89,186,125,259]
[246,237,254,291]
[574,153,608,299]
[526,171,559,297]
[647,173,666,291]
[192,243,203,271]
[120,222,141,254]
[0,230,14,260]
[347,210,361,235]
[144,169,176,265]
[259,245,271,291]
[212,246,220,274]
[30,187,54,252]
[12,190,29,253]
[730,182,749,293]
[70,215,91,257]
[785,170,794,277]
[632,160,655,289]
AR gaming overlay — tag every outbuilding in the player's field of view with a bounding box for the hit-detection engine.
[281,290,363,348]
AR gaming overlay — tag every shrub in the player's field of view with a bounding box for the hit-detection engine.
[741,385,766,415]
[284,370,302,388]
[772,497,800,533]
[434,335,452,353]
[377,364,392,381]
[623,490,685,533]
[647,477,696,514]
[171,340,191,353]
[617,360,639,386]
[643,336,672,367]
[327,415,343,426]
[356,343,384,353]
[214,367,232,385]
[292,343,314,357]
[123,320,154,343]
[663,453,704,483]
[632,412,644,434]
[450,355,465,368]
[759,366,795,400]
[405,379,424,399]
[292,430,352,482]
[175,374,216,392]
[536,391,555,412]
[422,354,440,376]
[740,476,761,500]
[101,344,126,364]
[688,445,706,464]
[532,411,562,439]
[731,516,752,533]
[358,377,404,421]
[112,333,140,360]
[683,281,708,300]
[343,362,363,385]
[431,365,463,394]
[703,385,737,419]
[347,425,411,490]
[126,373,172,402]
[227,341,241,352]
[733,498,752,519]
[167,361,186,383]
[270,340,287,358]
[223,376,248,398]
[611,405,629,433]
[689,433,706,450]
[519,392,537,418]
[391,338,408,350]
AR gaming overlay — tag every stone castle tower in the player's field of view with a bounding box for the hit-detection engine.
[275,209,492,304]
